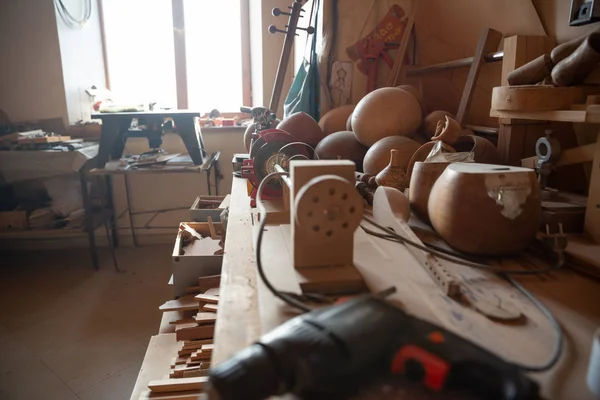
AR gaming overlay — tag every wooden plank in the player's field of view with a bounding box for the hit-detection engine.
[455,28,503,124]
[203,287,220,296]
[252,223,303,334]
[182,369,209,378]
[194,294,218,304]
[490,109,596,123]
[584,136,600,242]
[197,275,221,293]
[138,390,202,400]
[148,377,208,393]
[194,312,217,325]
[175,323,199,332]
[159,296,199,312]
[521,142,597,168]
[387,0,418,87]
[212,178,261,365]
[201,303,218,312]
[129,334,179,400]
[176,324,215,342]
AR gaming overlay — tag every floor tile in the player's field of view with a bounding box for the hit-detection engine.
[0,359,79,400]
[0,331,35,375]
[41,327,147,393]
[77,360,142,400]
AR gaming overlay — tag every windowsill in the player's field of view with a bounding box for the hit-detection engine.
[200,125,246,133]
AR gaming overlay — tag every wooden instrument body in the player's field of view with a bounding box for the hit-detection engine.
[428,163,541,256]
[409,161,449,222]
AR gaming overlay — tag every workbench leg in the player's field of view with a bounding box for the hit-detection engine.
[584,135,600,243]
[80,170,99,270]
[124,171,138,247]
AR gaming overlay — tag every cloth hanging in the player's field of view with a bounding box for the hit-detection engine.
[283,0,320,120]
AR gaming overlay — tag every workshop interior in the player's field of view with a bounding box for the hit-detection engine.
[1,0,600,399]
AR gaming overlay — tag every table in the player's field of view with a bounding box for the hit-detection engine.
[213,177,600,399]
[90,151,221,247]
[0,145,118,270]
[92,110,206,167]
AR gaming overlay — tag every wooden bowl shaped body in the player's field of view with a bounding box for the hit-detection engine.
[315,130,369,171]
[277,112,325,148]
[318,105,355,136]
[428,163,541,256]
[363,135,420,175]
[453,135,502,164]
[352,87,422,146]
[409,161,450,222]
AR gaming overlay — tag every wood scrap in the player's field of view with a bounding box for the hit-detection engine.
[194,312,217,325]
[170,365,201,379]
[207,216,220,239]
[169,318,197,325]
[183,339,213,347]
[182,369,209,378]
[197,275,221,293]
[190,350,211,362]
[176,324,215,341]
[159,296,199,312]
[203,287,220,296]
[175,323,199,332]
[194,294,219,304]
[148,377,208,393]
[138,390,203,400]
[202,303,218,312]
[182,237,222,256]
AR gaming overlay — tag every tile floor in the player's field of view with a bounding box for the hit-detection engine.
[0,245,173,400]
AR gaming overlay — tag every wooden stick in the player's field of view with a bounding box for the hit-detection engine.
[148,377,208,393]
[387,0,419,86]
[455,28,503,123]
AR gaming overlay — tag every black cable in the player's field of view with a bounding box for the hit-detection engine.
[361,216,564,372]
[255,171,312,312]
[361,216,565,275]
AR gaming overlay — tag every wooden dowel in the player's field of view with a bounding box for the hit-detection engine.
[406,51,504,77]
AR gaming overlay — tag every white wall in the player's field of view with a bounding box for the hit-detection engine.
[55,0,106,124]
[0,0,69,124]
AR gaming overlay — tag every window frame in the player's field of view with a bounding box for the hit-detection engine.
[98,0,252,113]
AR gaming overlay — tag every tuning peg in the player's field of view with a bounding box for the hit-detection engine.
[272,7,291,17]
[269,25,287,34]
[294,25,315,34]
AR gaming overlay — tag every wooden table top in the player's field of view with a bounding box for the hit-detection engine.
[212,177,600,400]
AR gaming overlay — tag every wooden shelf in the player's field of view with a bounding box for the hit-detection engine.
[490,107,600,123]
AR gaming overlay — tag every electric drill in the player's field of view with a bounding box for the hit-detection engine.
[207,294,539,400]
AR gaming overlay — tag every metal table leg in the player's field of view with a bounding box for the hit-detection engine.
[124,170,138,247]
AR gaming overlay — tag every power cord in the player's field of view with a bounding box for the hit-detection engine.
[360,215,564,373]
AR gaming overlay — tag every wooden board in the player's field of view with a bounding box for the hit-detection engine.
[129,334,180,400]
[159,296,199,312]
[201,303,218,312]
[211,178,261,365]
[197,275,221,293]
[138,390,202,399]
[176,324,215,341]
[194,312,217,325]
[492,86,594,112]
[148,377,208,393]
[455,28,503,123]
[194,294,218,304]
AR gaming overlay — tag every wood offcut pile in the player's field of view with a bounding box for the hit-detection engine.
[140,274,221,399]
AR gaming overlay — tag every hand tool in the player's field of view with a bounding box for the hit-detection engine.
[207,293,539,400]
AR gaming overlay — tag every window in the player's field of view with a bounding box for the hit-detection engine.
[99,0,249,112]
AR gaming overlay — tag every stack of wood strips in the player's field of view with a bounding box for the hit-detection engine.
[147,275,221,399]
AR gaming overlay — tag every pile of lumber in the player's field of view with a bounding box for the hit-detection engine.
[147,275,221,398]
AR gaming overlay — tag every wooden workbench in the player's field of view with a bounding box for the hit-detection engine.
[213,177,600,400]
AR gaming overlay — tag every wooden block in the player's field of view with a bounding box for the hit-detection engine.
[177,349,194,357]
[203,287,220,296]
[295,265,367,294]
[190,350,212,361]
[491,85,594,111]
[159,296,199,312]
[176,324,215,341]
[182,339,213,348]
[138,389,203,399]
[148,377,208,393]
[172,357,188,366]
[182,369,209,378]
[194,294,219,304]
[197,275,220,293]
[170,365,200,378]
[198,362,210,370]
[202,303,218,312]
[200,344,214,352]
[175,323,199,332]
[169,318,197,325]
[194,312,217,325]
